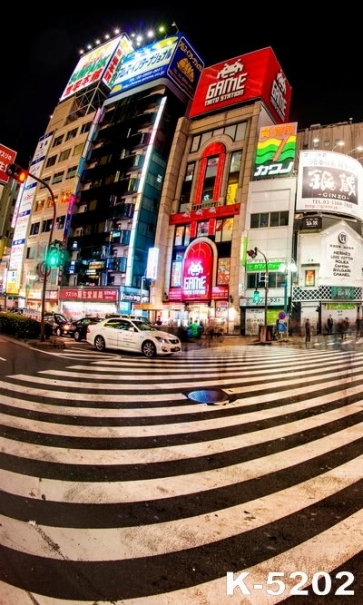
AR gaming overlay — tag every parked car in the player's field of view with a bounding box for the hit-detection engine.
[86,316,182,357]
[44,313,72,337]
[69,316,103,341]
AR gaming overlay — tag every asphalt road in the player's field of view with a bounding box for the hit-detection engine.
[0,335,362,604]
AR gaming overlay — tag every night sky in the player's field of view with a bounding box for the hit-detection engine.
[2,7,363,167]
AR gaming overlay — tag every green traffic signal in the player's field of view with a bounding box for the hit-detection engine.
[253,289,260,303]
[46,241,63,268]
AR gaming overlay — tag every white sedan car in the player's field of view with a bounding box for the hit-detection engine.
[86,316,182,357]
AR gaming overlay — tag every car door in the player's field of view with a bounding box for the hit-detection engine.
[101,318,125,348]
[116,319,135,351]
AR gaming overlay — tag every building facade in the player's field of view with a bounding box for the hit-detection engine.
[2,35,363,336]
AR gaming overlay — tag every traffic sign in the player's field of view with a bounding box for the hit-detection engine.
[37,262,51,278]
[0,144,17,184]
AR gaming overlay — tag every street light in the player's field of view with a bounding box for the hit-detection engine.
[280,260,297,313]
[247,246,269,327]
[6,163,56,342]
[332,141,345,151]
[346,146,363,155]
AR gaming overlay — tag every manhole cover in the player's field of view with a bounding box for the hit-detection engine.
[186,388,229,405]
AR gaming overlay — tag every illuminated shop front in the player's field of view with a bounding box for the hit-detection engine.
[163,238,233,329]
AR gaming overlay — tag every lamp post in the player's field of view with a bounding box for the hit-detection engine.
[247,246,269,327]
[35,177,56,341]
[281,260,297,314]
[346,146,363,155]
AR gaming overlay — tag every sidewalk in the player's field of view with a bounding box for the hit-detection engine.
[183,333,363,351]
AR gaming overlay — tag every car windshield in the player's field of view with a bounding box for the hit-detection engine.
[55,314,68,322]
[133,321,157,332]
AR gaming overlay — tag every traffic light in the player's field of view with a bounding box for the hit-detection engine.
[46,241,63,269]
[6,163,29,184]
[253,289,260,303]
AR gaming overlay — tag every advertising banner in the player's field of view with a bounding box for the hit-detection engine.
[59,288,118,302]
[320,222,363,287]
[6,132,53,293]
[253,122,297,179]
[296,150,363,220]
[109,34,204,100]
[0,143,17,184]
[61,34,133,101]
[181,240,213,301]
[189,47,292,123]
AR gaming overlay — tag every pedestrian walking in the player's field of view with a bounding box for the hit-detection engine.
[327,315,334,335]
[305,318,311,343]
[342,317,350,340]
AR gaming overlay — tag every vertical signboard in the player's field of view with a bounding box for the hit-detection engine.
[6,133,53,295]
[0,143,17,184]
[181,240,213,301]
[253,122,297,179]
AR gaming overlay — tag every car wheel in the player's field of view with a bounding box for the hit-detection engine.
[56,327,62,337]
[94,335,106,351]
[142,340,156,358]
[74,330,81,342]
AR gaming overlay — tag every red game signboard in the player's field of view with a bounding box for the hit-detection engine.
[0,143,17,184]
[189,47,292,124]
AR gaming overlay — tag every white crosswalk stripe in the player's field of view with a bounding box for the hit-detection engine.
[0,344,362,604]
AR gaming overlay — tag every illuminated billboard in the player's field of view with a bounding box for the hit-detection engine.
[0,143,17,184]
[253,122,297,179]
[60,34,133,101]
[189,47,292,123]
[296,150,363,221]
[6,133,53,294]
[181,240,213,301]
[109,34,204,100]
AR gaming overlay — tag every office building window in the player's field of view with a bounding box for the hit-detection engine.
[250,211,288,228]
[66,165,78,179]
[174,225,191,246]
[73,143,84,156]
[226,151,242,205]
[42,219,53,233]
[66,127,78,141]
[34,199,45,212]
[52,135,64,147]
[52,171,64,184]
[46,155,57,168]
[215,218,233,242]
[80,122,92,134]
[30,222,40,235]
[26,247,36,259]
[59,148,71,162]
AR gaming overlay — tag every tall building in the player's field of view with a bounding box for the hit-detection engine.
[150,47,293,334]
[61,34,203,319]
[3,33,134,317]
[3,32,204,320]
[292,123,363,336]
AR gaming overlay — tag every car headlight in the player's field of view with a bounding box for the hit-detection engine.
[155,337,168,343]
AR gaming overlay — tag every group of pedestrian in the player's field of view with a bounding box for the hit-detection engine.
[304,315,354,343]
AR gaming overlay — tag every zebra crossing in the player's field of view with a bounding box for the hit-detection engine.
[0,344,362,604]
